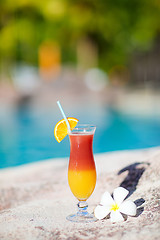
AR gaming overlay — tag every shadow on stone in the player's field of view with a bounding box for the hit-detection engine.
[118,162,150,197]
[134,198,145,207]
[134,198,145,217]
[136,206,144,217]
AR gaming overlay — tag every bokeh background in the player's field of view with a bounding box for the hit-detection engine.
[0,0,160,168]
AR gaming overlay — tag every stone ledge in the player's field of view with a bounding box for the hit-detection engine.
[0,147,160,240]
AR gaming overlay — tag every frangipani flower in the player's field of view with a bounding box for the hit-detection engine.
[94,187,137,223]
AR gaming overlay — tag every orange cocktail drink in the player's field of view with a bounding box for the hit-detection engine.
[68,133,96,200]
[54,101,96,222]
[67,124,96,222]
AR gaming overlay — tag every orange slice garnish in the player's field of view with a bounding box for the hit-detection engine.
[54,117,79,143]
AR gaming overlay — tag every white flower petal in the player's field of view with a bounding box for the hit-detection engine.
[113,187,129,205]
[119,200,137,216]
[110,210,124,223]
[100,191,114,206]
[94,205,111,220]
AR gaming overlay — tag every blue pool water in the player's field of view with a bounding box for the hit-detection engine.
[0,104,160,168]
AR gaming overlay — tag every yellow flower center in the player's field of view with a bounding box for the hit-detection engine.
[110,203,119,211]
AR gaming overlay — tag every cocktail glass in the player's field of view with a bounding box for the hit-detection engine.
[67,124,97,222]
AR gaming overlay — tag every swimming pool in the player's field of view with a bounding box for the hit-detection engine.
[0,103,160,168]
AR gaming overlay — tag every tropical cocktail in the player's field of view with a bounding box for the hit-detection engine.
[68,127,96,201]
[67,125,96,222]
[54,102,97,222]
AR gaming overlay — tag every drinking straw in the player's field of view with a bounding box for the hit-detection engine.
[57,101,71,134]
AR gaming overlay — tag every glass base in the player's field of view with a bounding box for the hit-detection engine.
[66,201,97,223]
[66,212,97,223]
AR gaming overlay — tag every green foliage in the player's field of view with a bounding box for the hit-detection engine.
[0,0,160,71]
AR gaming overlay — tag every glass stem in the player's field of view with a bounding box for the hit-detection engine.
[77,201,88,216]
